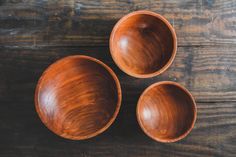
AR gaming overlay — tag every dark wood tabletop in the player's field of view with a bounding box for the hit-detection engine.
[0,0,236,157]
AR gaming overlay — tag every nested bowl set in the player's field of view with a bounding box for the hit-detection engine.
[35,11,197,143]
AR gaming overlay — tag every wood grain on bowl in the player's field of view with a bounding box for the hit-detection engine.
[35,55,122,140]
[137,81,197,143]
[1,0,236,156]
[110,10,177,78]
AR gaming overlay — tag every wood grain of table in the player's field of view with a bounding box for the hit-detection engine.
[0,0,236,157]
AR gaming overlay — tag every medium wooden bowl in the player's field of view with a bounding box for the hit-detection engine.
[110,10,177,78]
[35,55,122,140]
[137,81,197,142]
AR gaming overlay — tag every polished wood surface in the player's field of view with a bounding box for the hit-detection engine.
[137,81,196,143]
[110,11,177,78]
[35,55,122,140]
[1,46,236,156]
[1,0,236,156]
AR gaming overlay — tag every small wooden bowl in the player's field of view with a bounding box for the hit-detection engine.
[35,55,122,140]
[137,81,197,142]
[110,10,177,78]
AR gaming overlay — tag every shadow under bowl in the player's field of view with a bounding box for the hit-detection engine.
[137,81,197,142]
[110,10,177,78]
[35,55,122,140]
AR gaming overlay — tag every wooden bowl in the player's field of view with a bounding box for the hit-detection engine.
[110,10,177,78]
[137,81,197,142]
[35,55,122,140]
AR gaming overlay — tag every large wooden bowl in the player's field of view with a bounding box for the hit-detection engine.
[110,10,177,78]
[35,55,122,140]
[137,81,197,142]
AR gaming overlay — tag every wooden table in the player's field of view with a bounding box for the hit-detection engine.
[0,0,236,156]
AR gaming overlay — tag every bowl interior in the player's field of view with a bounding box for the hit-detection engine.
[137,82,196,142]
[35,56,121,140]
[111,12,175,77]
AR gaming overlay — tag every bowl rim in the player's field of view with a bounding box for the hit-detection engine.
[136,81,197,143]
[109,10,177,78]
[35,55,122,140]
